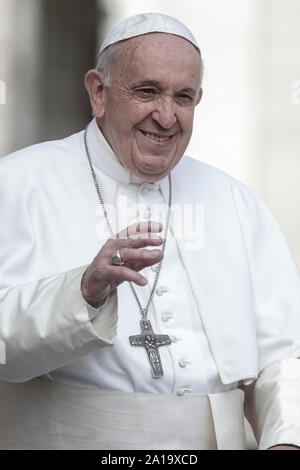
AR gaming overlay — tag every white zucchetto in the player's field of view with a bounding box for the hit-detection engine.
[98,12,200,55]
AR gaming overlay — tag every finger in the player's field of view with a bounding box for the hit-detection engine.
[120,248,163,267]
[121,235,163,247]
[105,265,148,286]
[116,221,163,240]
[128,221,163,236]
[102,235,163,258]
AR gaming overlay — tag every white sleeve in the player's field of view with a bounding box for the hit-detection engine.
[0,266,118,383]
[242,358,300,449]
[233,183,300,449]
[0,150,119,383]
[85,296,109,320]
[233,183,300,370]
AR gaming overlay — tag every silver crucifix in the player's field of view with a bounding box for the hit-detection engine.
[129,319,171,378]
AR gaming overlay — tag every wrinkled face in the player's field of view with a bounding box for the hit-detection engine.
[98,33,202,182]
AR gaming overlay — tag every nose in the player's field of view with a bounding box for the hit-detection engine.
[152,97,177,130]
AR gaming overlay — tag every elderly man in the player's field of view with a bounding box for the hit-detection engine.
[0,13,299,451]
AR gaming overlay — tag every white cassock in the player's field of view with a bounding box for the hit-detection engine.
[0,118,299,450]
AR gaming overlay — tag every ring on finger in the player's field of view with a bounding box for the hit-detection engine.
[112,249,124,266]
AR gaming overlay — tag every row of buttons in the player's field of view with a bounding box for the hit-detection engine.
[138,183,193,397]
[139,184,160,221]
[151,268,192,390]
[155,287,192,367]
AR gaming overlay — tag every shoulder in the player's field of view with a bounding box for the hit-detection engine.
[0,130,84,177]
[176,156,288,253]
[174,154,239,185]
[174,154,275,221]
[175,154,258,198]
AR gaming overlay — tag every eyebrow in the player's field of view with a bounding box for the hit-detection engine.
[131,80,161,89]
[130,80,197,97]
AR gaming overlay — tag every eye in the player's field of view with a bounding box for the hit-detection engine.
[175,94,194,105]
[134,88,157,98]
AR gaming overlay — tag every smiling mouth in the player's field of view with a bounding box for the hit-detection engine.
[140,130,172,143]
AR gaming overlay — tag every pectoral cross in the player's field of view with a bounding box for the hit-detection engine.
[129,319,171,378]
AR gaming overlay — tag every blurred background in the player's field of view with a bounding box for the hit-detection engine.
[0,0,299,270]
[1,0,299,449]
[1,0,300,272]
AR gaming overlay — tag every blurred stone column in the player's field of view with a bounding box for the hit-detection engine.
[245,0,300,267]
[0,0,42,156]
[262,0,300,267]
[0,0,106,156]
[37,0,105,143]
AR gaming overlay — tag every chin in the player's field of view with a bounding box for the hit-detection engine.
[135,158,174,177]
[136,171,165,183]
[136,165,169,179]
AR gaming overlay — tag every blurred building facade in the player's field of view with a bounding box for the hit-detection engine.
[0,0,299,270]
[0,0,104,153]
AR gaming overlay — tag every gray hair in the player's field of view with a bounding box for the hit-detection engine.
[96,43,121,87]
[96,40,204,88]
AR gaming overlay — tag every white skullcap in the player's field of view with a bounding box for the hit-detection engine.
[99,12,200,55]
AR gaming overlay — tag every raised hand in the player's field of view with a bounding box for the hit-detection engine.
[81,221,163,307]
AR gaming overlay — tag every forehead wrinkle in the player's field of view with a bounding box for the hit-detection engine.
[121,33,184,76]
[116,36,160,92]
[119,36,146,74]
[117,34,201,94]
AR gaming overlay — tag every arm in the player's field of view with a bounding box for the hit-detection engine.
[0,221,163,382]
[233,183,300,450]
[0,266,118,382]
[242,358,300,450]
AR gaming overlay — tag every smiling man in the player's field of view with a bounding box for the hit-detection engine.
[0,13,299,451]
[85,32,202,181]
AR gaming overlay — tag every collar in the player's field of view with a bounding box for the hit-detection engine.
[85,118,167,188]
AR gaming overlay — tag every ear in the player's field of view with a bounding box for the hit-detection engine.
[84,69,106,118]
[195,87,203,106]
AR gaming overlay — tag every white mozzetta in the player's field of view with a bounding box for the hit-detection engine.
[0,118,299,447]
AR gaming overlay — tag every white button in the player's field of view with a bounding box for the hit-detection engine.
[141,185,152,196]
[143,209,152,219]
[151,264,159,272]
[161,312,174,322]
[177,387,192,396]
[156,286,169,296]
[170,335,180,343]
[179,359,191,368]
